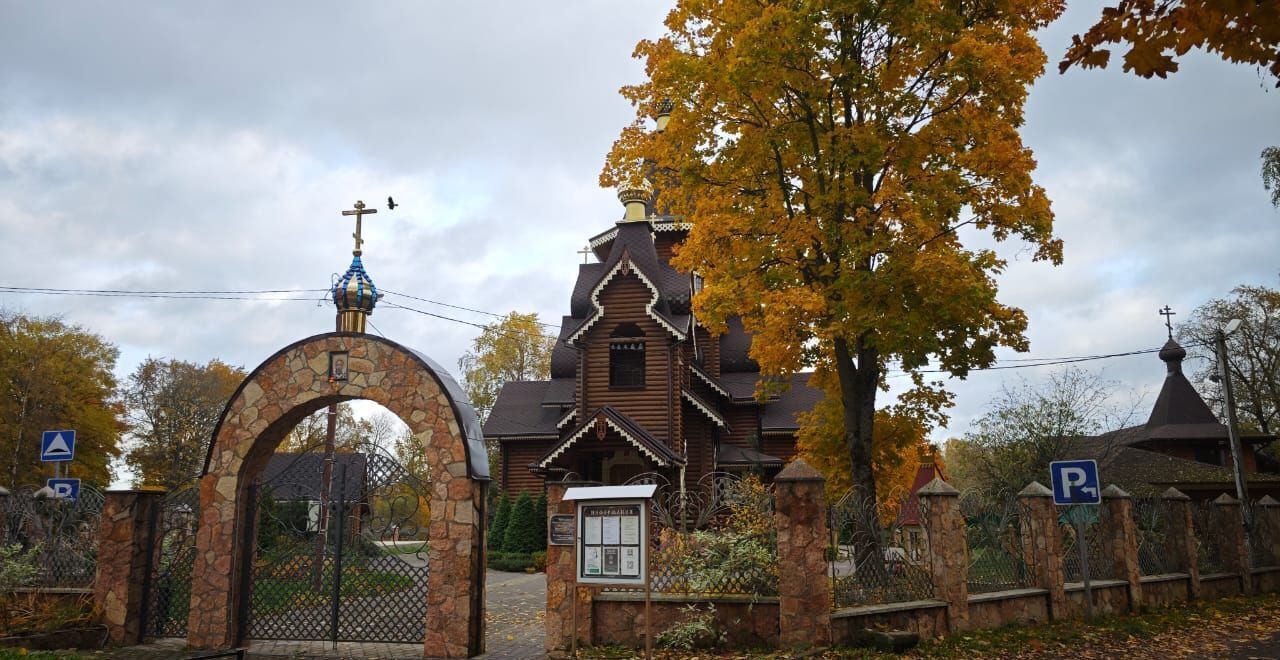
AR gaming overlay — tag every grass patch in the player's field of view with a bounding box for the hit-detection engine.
[251,567,415,616]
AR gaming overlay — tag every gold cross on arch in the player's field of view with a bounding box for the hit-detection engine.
[341,200,378,255]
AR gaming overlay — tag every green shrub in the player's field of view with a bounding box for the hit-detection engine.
[489,492,512,552]
[487,551,536,572]
[535,491,548,549]
[504,491,540,554]
[532,550,547,571]
[656,604,723,650]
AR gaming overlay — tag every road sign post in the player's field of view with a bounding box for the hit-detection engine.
[1051,459,1101,620]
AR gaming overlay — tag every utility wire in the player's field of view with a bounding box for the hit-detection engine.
[0,283,1198,374]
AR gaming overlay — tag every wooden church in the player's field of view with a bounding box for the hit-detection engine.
[482,106,819,495]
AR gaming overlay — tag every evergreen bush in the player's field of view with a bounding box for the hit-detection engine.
[489,492,512,552]
[504,491,540,554]
[535,491,548,549]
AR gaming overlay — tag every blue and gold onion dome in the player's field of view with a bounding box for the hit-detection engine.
[332,254,379,314]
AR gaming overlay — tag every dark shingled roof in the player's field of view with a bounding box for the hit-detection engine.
[717,444,783,467]
[542,378,575,406]
[261,452,367,502]
[549,316,578,379]
[719,316,759,373]
[482,381,561,438]
[537,406,685,469]
[762,373,821,432]
[1066,436,1280,497]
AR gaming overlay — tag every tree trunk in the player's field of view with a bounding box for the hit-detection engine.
[834,335,881,567]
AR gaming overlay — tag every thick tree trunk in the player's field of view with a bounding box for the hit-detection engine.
[834,336,881,566]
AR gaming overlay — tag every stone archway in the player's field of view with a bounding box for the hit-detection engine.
[185,332,489,658]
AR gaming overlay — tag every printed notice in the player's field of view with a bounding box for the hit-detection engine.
[621,547,639,576]
[584,516,602,545]
[584,546,602,575]
[619,515,639,545]
[601,516,620,545]
[603,548,619,575]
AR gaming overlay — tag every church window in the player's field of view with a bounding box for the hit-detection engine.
[609,323,645,388]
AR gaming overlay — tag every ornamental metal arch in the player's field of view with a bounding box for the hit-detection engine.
[186,332,488,658]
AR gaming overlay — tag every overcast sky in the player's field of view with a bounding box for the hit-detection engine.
[1,2,1276,485]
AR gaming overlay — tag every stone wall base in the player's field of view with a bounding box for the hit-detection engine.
[592,596,778,648]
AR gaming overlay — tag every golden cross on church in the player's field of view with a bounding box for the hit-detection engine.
[577,245,593,263]
[341,200,378,255]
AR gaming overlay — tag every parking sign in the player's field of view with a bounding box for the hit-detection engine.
[1050,459,1101,505]
[46,478,81,501]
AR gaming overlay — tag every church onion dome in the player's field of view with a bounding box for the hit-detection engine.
[617,177,653,221]
[1158,338,1187,371]
[332,255,379,315]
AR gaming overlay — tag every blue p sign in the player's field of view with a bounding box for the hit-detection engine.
[1050,460,1100,505]
[47,478,80,501]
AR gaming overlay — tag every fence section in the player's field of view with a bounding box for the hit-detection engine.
[609,472,778,597]
[1192,500,1228,574]
[1132,497,1172,575]
[828,491,934,607]
[960,492,1034,593]
[1061,504,1117,582]
[144,484,199,638]
[0,485,104,588]
[1252,500,1279,569]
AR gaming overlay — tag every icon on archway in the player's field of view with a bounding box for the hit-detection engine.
[329,351,349,382]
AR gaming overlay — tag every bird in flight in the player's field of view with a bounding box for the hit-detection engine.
[387,196,398,210]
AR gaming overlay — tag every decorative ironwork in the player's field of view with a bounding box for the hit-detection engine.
[606,471,778,597]
[1060,504,1117,582]
[960,491,1034,594]
[1132,497,1172,576]
[144,483,199,638]
[1192,500,1227,575]
[1252,501,1279,569]
[244,441,431,644]
[828,490,934,607]
[0,484,103,587]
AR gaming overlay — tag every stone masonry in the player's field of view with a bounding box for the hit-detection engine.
[773,459,832,648]
[1019,482,1069,618]
[186,333,485,658]
[1100,485,1142,610]
[1162,487,1201,598]
[1212,493,1252,595]
[94,489,164,645]
[919,478,967,631]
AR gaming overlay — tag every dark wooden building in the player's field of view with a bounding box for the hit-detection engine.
[482,183,820,495]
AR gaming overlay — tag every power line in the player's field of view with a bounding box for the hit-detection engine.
[380,288,561,329]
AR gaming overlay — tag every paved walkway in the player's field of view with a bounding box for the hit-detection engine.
[99,569,546,659]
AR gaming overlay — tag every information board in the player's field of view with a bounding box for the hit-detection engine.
[576,499,646,585]
[549,514,575,546]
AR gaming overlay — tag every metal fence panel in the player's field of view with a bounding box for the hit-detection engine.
[0,485,104,588]
[828,491,934,608]
[1251,502,1279,569]
[1132,497,1172,576]
[960,492,1034,594]
[1192,500,1227,575]
[1060,504,1117,582]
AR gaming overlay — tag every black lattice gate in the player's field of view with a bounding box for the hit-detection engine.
[144,484,199,638]
[242,444,431,644]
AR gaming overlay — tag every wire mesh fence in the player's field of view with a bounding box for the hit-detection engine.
[959,492,1034,594]
[828,491,934,607]
[1251,502,1279,569]
[1132,497,1173,576]
[601,472,778,597]
[1192,500,1228,575]
[1060,504,1117,582]
[0,484,104,588]
[145,483,200,638]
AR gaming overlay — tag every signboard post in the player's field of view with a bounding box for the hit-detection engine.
[1050,459,1101,620]
[563,484,657,659]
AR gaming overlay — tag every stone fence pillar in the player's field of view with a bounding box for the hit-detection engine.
[1018,482,1068,619]
[1162,488,1200,598]
[920,478,967,632]
[1257,496,1280,567]
[1100,485,1141,610]
[1212,493,1252,594]
[94,489,164,645]
[773,459,832,649]
[544,481,596,656]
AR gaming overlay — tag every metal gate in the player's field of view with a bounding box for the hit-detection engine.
[242,443,432,644]
[144,484,199,638]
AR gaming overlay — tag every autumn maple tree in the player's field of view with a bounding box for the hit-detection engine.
[603,0,1064,518]
[1060,0,1280,86]
[458,311,555,422]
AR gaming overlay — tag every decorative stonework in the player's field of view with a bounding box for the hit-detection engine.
[918,478,968,632]
[774,459,832,648]
[1018,482,1069,618]
[1162,488,1201,598]
[186,333,486,658]
[94,490,163,645]
[1100,486,1142,609]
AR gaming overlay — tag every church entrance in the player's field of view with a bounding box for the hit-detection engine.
[242,438,432,644]
[185,333,490,657]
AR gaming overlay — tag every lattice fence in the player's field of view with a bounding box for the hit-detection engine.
[1132,497,1173,576]
[1251,501,1279,569]
[1192,500,1228,575]
[828,491,934,607]
[602,472,778,597]
[960,492,1035,594]
[145,483,199,638]
[0,485,104,588]
[1060,504,1117,582]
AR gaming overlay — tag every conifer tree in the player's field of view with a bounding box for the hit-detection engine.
[503,492,539,554]
[488,492,512,552]
[535,491,548,550]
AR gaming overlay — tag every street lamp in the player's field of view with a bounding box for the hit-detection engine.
[1214,318,1251,560]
